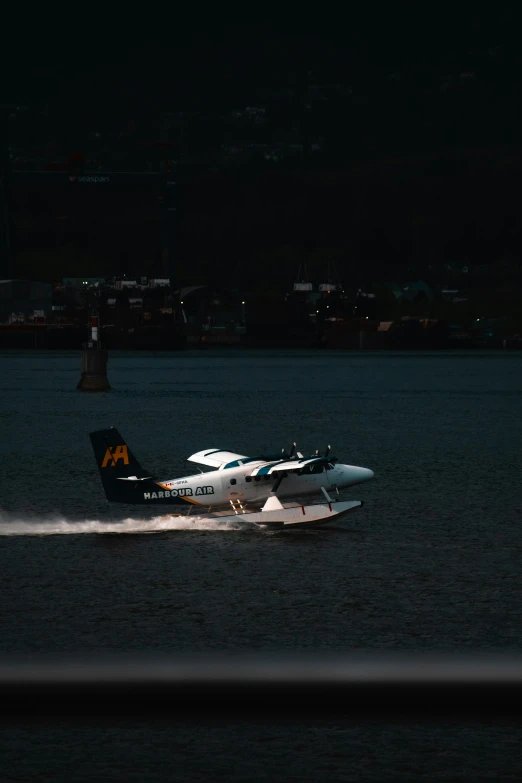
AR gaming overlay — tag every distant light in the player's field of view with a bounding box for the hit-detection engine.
[366,316,368,319]
[242,301,245,304]
[180,301,184,304]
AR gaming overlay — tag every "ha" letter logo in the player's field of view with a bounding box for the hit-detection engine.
[101,445,129,468]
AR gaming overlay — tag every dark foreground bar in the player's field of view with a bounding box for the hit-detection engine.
[1,653,521,721]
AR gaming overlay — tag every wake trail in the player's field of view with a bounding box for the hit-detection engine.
[0,514,250,536]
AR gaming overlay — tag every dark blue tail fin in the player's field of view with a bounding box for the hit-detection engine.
[89,427,155,503]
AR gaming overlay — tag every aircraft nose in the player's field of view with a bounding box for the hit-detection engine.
[342,465,375,485]
[358,467,374,482]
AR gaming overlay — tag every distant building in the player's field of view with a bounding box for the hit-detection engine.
[440,288,468,303]
[0,279,52,322]
[112,278,170,290]
[62,278,105,288]
[402,280,433,302]
[377,282,404,301]
[376,280,433,303]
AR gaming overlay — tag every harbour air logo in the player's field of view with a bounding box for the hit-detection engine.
[101,445,129,468]
[195,486,214,495]
[143,485,215,500]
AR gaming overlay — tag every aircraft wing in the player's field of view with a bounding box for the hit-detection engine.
[248,456,336,477]
[187,449,249,469]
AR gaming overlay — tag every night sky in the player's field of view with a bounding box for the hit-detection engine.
[4,9,520,109]
[2,8,522,295]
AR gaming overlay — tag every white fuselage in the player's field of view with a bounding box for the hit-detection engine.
[147,461,374,508]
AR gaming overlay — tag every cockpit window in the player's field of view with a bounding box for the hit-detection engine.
[309,463,324,474]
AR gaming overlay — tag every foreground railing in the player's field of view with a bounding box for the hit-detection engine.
[1,653,521,721]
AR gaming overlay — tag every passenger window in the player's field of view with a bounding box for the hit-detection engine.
[230,478,237,485]
[246,476,252,483]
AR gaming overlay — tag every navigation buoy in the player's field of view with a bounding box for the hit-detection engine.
[77,316,111,392]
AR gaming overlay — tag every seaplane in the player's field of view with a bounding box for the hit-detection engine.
[89,428,374,530]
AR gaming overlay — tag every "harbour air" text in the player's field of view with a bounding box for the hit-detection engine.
[143,486,214,500]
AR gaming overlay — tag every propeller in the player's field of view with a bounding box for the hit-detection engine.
[324,445,331,458]
[282,442,297,459]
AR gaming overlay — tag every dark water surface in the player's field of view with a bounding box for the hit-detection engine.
[1,349,521,780]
